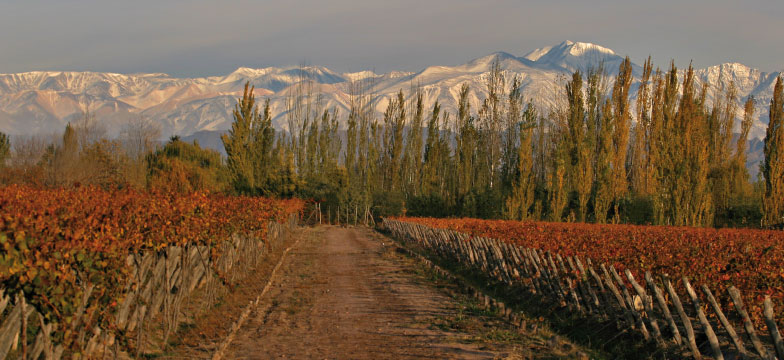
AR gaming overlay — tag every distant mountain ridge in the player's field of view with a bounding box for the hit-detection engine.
[0,40,780,144]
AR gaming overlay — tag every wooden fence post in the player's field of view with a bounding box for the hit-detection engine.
[701,285,747,357]
[600,264,635,329]
[663,276,701,359]
[625,270,664,345]
[682,277,723,360]
[727,286,767,358]
[763,296,784,360]
[644,272,682,345]
[609,266,649,340]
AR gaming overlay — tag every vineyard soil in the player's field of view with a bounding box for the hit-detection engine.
[168,226,591,359]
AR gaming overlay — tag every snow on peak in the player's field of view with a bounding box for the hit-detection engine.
[526,40,616,61]
[522,40,623,72]
[344,70,378,82]
[522,46,553,62]
[230,67,274,78]
[467,51,518,67]
[719,62,752,73]
[567,41,616,57]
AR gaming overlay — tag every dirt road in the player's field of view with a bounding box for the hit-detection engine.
[169,226,588,359]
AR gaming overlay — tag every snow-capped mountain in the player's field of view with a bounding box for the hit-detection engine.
[0,40,780,142]
[523,40,628,74]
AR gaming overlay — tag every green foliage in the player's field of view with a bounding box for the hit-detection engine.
[407,193,452,218]
[763,76,784,226]
[504,100,536,220]
[0,131,10,167]
[146,137,227,193]
[610,58,634,190]
[618,195,654,225]
[372,190,406,218]
[222,82,279,195]
[565,71,592,221]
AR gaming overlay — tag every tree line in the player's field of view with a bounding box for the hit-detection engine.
[218,57,784,228]
[1,56,782,228]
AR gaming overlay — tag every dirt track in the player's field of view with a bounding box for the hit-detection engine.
[169,226,588,359]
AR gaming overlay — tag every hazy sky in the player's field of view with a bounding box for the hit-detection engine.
[1,0,782,77]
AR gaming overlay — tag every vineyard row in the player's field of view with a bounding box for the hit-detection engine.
[0,186,304,358]
[383,219,784,359]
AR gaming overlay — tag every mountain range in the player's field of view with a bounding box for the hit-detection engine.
[1,40,780,146]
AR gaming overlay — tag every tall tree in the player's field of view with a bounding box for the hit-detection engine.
[402,90,425,197]
[504,102,537,220]
[730,96,755,198]
[630,57,653,196]
[650,67,673,223]
[594,99,614,223]
[548,107,569,222]
[0,132,9,168]
[383,90,406,192]
[53,122,80,186]
[345,100,359,185]
[609,57,633,222]
[222,82,258,194]
[763,76,784,226]
[422,101,443,196]
[707,81,738,211]
[669,65,712,226]
[456,84,477,205]
[565,71,592,221]
[501,77,523,191]
[252,99,276,194]
[478,59,505,190]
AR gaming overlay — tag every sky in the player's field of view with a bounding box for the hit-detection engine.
[0,0,782,77]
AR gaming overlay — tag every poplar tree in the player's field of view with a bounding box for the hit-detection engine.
[652,63,681,224]
[763,76,784,226]
[383,90,406,192]
[222,82,258,194]
[534,108,548,193]
[456,84,476,205]
[0,132,9,168]
[272,135,300,197]
[708,82,737,211]
[304,112,319,178]
[422,101,443,196]
[402,90,425,197]
[630,57,653,196]
[504,102,537,220]
[345,102,358,184]
[565,71,592,221]
[669,65,712,226]
[584,65,605,167]
[609,57,633,222]
[318,108,340,171]
[594,99,614,223]
[649,68,668,221]
[252,99,275,193]
[59,122,80,185]
[548,109,569,222]
[368,120,381,193]
[730,97,755,198]
[478,59,505,190]
[501,77,523,191]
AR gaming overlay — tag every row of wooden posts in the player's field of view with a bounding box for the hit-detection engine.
[304,203,375,227]
[383,219,784,360]
[0,216,298,360]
